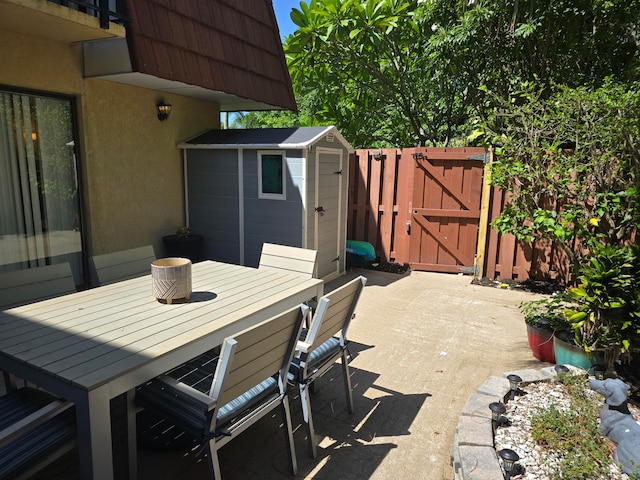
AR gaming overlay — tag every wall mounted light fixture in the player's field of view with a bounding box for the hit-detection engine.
[157,101,172,121]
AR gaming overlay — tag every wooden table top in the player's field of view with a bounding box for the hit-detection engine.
[0,261,323,394]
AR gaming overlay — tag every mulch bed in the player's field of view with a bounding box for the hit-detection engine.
[348,258,410,274]
[471,276,565,294]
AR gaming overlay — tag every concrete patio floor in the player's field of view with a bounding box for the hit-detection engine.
[31,268,547,480]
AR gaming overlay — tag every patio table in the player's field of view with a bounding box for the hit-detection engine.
[0,260,323,480]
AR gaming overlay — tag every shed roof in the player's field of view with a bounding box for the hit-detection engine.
[179,127,353,151]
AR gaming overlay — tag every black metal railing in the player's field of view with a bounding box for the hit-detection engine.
[48,0,129,29]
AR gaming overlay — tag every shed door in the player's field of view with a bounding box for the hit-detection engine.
[315,149,343,280]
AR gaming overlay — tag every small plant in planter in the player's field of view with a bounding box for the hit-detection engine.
[520,295,570,330]
[564,242,640,373]
[176,226,191,238]
[520,295,571,363]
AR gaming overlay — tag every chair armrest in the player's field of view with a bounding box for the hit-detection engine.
[296,340,312,354]
[136,375,216,439]
[150,374,215,410]
[0,400,73,449]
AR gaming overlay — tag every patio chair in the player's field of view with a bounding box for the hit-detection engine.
[90,245,156,286]
[0,263,76,309]
[0,263,76,392]
[0,387,76,480]
[258,243,318,278]
[289,275,366,458]
[136,304,307,479]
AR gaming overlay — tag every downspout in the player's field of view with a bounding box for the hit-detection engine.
[238,148,244,265]
[302,146,310,248]
[183,148,189,227]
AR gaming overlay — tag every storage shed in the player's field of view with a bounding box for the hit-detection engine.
[179,126,353,281]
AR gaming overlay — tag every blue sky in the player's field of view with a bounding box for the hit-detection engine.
[272,0,301,38]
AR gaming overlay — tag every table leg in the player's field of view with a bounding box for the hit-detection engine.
[127,389,138,480]
[77,387,114,480]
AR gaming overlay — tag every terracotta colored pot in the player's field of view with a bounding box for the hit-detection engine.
[526,324,556,363]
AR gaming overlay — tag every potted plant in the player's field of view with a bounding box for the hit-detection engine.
[520,295,570,363]
[562,242,640,374]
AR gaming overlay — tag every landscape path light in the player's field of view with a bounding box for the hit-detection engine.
[593,364,606,380]
[498,448,520,479]
[506,374,522,400]
[489,401,506,429]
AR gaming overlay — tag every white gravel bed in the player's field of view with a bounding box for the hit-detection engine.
[493,380,636,479]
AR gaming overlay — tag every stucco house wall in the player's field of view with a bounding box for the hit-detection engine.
[0,27,219,260]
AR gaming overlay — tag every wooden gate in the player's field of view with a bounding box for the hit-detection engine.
[348,147,600,283]
[348,147,485,271]
[408,148,486,272]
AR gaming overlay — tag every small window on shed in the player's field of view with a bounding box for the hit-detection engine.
[258,151,286,200]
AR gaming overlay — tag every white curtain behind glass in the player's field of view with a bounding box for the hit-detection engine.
[0,92,83,285]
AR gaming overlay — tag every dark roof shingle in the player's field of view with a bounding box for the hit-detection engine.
[124,0,296,111]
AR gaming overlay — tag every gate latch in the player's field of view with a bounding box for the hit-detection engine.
[315,206,326,216]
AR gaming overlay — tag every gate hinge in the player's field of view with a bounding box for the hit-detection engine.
[458,265,479,276]
[467,151,491,164]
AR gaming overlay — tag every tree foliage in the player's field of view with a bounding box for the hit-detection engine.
[229,94,322,129]
[283,0,640,148]
[286,0,470,147]
[480,80,640,269]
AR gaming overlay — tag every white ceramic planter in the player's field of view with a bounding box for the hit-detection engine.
[151,257,192,303]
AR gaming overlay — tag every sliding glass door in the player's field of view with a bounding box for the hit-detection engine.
[0,89,84,287]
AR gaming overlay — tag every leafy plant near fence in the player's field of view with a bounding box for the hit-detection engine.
[479,80,640,273]
[564,242,640,369]
[478,80,640,360]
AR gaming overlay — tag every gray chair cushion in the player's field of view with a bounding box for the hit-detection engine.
[289,336,341,383]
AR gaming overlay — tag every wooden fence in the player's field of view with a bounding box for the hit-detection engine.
[347,148,575,284]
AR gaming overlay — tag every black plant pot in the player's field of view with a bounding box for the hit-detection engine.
[162,234,204,262]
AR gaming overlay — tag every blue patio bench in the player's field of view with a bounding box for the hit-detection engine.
[136,304,307,479]
[288,275,367,458]
[0,387,76,480]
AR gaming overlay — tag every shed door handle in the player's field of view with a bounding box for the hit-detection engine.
[315,206,325,216]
